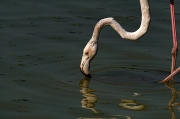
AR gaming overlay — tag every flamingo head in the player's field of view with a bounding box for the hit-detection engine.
[80,41,97,78]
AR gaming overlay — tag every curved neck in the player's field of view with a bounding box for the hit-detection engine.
[91,0,150,42]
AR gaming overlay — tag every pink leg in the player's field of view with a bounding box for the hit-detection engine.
[161,67,180,82]
[170,0,178,74]
[162,0,178,82]
[171,48,177,75]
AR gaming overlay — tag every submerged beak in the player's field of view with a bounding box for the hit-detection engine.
[80,55,91,78]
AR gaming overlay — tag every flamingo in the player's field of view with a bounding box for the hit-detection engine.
[80,0,150,77]
[80,0,179,80]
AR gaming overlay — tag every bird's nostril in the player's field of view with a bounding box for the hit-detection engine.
[85,52,88,55]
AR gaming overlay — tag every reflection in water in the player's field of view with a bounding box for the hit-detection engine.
[164,81,180,119]
[119,99,146,111]
[79,77,132,119]
[79,77,180,119]
[79,77,99,114]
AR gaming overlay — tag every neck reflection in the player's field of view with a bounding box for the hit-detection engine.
[79,77,139,119]
[79,77,99,114]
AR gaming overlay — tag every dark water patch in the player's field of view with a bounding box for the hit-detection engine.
[27,33,36,35]
[71,24,82,26]
[13,99,29,102]
[66,10,74,14]
[76,16,93,20]
[37,58,43,60]
[18,64,26,66]
[46,36,61,40]
[52,16,62,22]
[9,44,17,46]
[113,15,139,23]
[7,66,13,69]
[96,7,105,10]
[69,31,76,33]
[13,79,26,82]
[0,19,4,21]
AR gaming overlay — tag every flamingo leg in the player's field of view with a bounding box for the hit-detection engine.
[170,0,178,73]
[161,0,178,82]
[161,67,180,82]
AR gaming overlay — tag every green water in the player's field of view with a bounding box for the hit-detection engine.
[0,0,180,119]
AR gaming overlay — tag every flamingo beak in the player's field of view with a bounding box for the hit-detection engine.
[80,55,91,78]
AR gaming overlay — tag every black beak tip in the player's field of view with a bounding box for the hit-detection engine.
[80,67,91,78]
[85,74,91,78]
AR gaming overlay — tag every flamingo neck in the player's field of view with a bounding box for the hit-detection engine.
[90,0,150,43]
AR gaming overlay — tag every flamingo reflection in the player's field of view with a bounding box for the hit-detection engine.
[79,77,99,114]
[119,99,146,111]
[79,77,147,119]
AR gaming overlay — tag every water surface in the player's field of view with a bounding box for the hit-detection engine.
[0,0,180,119]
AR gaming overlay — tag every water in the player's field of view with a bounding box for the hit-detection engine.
[0,0,180,119]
